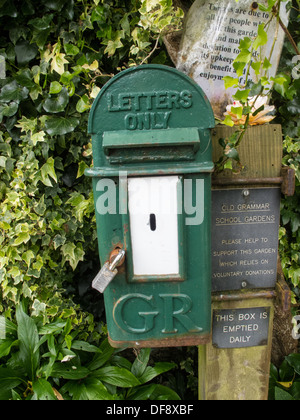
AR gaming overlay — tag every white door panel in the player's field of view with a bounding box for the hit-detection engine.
[128,176,180,276]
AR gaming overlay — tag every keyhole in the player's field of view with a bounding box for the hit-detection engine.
[150,214,156,231]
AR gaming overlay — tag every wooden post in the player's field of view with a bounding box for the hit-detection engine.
[199,293,275,400]
[199,124,293,400]
[211,124,283,181]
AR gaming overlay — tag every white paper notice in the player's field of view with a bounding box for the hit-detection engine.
[177,0,289,117]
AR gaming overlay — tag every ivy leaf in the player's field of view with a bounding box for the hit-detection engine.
[0,155,6,168]
[49,81,62,94]
[14,232,31,246]
[40,157,57,186]
[239,37,252,50]
[22,250,35,268]
[52,234,66,250]
[0,1,17,17]
[14,40,38,66]
[43,87,69,113]
[0,80,29,102]
[272,73,291,98]
[251,61,261,75]
[224,160,233,170]
[263,57,272,70]
[225,146,240,161]
[120,14,131,36]
[233,61,245,78]
[231,106,243,120]
[31,131,46,146]
[287,97,300,116]
[104,38,123,56]
[258,0,277,12]
[51,53,69,75]
[32,29,51,49]
[42,0,66,12]
[15,69,36,89]
[253,24,268,50]
[0,102,18,118]
[222,115,234,127]
[44,116,79,136]
[235,49,252,64]
[64,43,80,56]
[28,14,54,31]
[8,266,21,277]
[61,243,85,270]
[233,89,251,103]
[223,76,239,89]
[76,95,90,113]
[77,161,89,178]
[249,81,263,97]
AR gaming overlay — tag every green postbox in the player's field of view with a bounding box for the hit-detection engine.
[86,65,215,348]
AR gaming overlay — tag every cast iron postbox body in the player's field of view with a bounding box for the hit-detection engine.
[86,65,215,348]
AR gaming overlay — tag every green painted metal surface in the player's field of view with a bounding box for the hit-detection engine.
[86,65,215,348]
[102,127,201,164]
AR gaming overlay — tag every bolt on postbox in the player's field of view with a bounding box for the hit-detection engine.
[86,65,215,348]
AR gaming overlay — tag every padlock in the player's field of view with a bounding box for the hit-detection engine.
[92,249,125,294]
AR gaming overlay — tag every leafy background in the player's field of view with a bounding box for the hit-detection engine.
[0,0,184,318]
[0,0,191,400]
[0,0,298,400]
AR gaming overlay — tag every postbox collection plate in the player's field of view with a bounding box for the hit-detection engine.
[212,307,271,349]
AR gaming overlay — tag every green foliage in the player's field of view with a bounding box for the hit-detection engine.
[0,1,184,316]
[217,0,295,172]
[0,0,185,400]
[0,305,179,400]
[274,1,300,304]
[0,0,298,400]
[269,354,300,400]
[279,135,300,303]
[139,0,184,39]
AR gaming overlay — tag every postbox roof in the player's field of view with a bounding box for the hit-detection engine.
[88,64,215,135]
